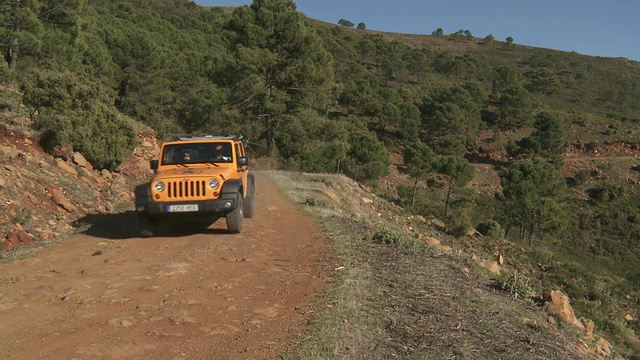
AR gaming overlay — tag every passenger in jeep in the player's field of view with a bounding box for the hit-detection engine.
[212,144,232,162]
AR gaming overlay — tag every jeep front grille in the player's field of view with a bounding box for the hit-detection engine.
[167,180,207,199]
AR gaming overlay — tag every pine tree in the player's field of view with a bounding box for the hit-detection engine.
[227,0,334,157]
[401,141,436,208]
[1,0,44,70]
[499,159,568,244]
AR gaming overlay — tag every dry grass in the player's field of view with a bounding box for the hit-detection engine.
[268,171,590,359]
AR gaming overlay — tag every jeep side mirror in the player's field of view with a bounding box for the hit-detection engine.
[150,160,159,170]
[237,157,248,167]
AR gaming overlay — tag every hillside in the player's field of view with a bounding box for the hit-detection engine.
[308,17,640,121]
[0,118,622,359]
[2,0,640,357]
[0,85,634,358]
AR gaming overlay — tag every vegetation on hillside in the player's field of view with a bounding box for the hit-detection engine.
[2,0,640,356]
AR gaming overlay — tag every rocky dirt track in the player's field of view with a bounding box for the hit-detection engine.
[0,172,327,360]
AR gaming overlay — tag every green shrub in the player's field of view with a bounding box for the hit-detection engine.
[304,196,328,207]
[499,270,532,299]
[310,177,333,186]
[588,183,623,202]
[372,228,406,245]
[24,70,137,170]
[584,141,599,152]
[396,184,413,207]
[36,105,136,170]
[72,104,137,170]
[445,198,474,237]
[14,209,33,225]
[477,220,505,239]
[446,213,472,237]
[0,101,11,111]
[569,169,591,187]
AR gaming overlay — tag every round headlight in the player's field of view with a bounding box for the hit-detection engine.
[208,179,220,190]
[153,181,165,192]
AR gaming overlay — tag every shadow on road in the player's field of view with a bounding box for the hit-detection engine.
[73,211,230,240]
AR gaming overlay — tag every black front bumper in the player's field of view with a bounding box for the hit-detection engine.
[137,193,237,218]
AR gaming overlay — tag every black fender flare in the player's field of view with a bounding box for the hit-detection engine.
[221,179,243,195]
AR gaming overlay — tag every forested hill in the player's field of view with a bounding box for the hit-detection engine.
[2,0,640,171]
[2,1,640,356]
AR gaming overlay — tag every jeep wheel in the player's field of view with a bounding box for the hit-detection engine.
[226,193,244,233]
[243,175,255,219]
[138,215,159,237]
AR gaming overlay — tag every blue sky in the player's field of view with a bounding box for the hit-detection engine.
[193,0,640,62]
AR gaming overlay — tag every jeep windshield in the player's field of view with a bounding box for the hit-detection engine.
[161,142,233,165]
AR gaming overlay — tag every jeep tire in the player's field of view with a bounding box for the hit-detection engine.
[243,175,255,219]
[226,193,244,233]
[138,214,159,237]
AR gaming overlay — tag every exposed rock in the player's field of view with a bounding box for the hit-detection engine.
[136,159,154,174]
[54,158,78,177]
[0,240,13,251]
[11,117,32,127]
[476,260,501,275]
[4,164,20,172]
[596,337,612,357]
[322,189,341,205]
[72,152,93,170]
[7,208,18,219]
[52,146,72,161]
[544,290,583,329]
[0,230,35,251]
[101,169,113,180]
[419,235,453,252]
[48,187,77,213]
[431,218,445,230]
[0,145,19,158]
[112,174,127,187]
[581,318,595,336]
[466,228,481,237]
[36,229,53,240]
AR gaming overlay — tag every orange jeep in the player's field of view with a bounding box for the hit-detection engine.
[134,134,255,236]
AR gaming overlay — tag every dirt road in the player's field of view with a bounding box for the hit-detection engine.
[0,172,327,359]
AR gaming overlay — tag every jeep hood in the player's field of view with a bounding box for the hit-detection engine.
[155,167,236,180]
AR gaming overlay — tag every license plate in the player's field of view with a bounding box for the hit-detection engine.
[167,204,198,212]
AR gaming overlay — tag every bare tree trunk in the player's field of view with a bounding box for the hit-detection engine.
[117,74,131,111]
[7,0,20,70]
[264,82,277,158]
[444,179,453,217]
[528,215,538,247]
[411,175,418,209]
[264,114,276,158]
[8,34,19,71]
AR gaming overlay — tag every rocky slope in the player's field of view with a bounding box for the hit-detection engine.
[0,121,158,255]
